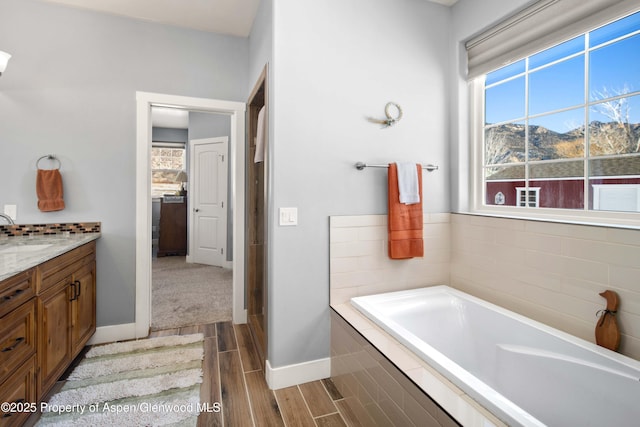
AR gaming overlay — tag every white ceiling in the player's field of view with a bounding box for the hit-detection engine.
[41,0,262,37]
[41,0,457,37]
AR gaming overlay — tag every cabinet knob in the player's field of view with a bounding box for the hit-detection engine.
[194,208,200,212]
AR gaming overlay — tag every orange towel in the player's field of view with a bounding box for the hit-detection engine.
[388,163,423,259]
[36,169,65,212]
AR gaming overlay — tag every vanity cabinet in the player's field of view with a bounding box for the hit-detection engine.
[37,241,96,399]
[0,271,37,427]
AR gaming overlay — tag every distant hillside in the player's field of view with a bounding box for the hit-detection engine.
[485,121,640,163]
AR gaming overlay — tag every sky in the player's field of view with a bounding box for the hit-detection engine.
[485,11,640,133]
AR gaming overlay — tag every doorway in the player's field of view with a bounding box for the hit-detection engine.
[136,92,246,338]
[246,66,269,368]
[151,121,232,330]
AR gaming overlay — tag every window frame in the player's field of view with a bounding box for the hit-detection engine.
[150,141,187,198]
[470,75,640,229]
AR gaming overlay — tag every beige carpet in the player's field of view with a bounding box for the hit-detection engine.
[152,256,232,330]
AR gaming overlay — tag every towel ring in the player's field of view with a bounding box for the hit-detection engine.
[36,154,61,170]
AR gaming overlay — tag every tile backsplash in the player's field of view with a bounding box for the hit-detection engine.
[450,213,640,360]
[0,222,101,238]
[329,214,450,305]
[329,212,640,360]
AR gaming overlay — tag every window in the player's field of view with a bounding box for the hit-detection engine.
[516,187,540,208]
[479,10,640,218]
[151,143,186,198]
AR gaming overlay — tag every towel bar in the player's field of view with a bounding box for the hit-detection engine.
[37,154,61,170]
[355,162,438,172]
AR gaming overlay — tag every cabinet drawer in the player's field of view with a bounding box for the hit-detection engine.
[38,242,95,293]
[0,270,35,318]
[0,355,37,427]
[0,299,36,386]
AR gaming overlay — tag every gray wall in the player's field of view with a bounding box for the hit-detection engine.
[449,0,532,212]
[0,0,545,374]
[0,0,248,327]
[268,0,451,368]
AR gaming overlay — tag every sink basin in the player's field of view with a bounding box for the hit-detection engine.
[0,244,53,254]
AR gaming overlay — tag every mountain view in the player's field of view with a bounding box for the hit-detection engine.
[485,121,640,165]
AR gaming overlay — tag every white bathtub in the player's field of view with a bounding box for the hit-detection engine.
[351,285,640,427]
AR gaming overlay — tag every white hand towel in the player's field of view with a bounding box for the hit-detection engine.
[396,162,420,205]
[254,105,266,163]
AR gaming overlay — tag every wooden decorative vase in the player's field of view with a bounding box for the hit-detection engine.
[595,290,621,352]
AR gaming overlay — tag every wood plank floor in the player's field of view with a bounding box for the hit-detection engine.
[149,321,351,427]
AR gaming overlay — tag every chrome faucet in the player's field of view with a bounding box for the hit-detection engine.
[0,213,14,225]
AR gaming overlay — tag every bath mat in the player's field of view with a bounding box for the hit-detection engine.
[36,334,205,426]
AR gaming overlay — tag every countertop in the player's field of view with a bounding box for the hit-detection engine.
[0,233,101,282]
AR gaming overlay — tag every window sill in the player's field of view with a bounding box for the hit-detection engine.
[461,205,640,230]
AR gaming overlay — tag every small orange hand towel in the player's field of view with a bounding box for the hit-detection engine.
[388,163,423,259]
[36,169,65,212]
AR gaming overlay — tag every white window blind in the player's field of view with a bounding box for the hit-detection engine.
[465,0,639,79]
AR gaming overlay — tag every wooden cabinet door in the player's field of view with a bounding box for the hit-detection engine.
[71,260,96,357]
[38,279,72,398]
[0,355,36,427]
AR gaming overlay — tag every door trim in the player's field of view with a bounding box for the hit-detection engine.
[136,91,246,338]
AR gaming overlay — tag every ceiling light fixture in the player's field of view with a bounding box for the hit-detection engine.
[0,51,11,76]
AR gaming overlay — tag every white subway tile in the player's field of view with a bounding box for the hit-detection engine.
[330,257,361,274]
[609,265,640,291]
[331,215,385,228]
[606,228,640,246]
[426,212,451,223]
[358,225,387,241]
[565,223,609,241]
[330,227,359,243]
[524,220,571,236]
[330,240,381,258]
[330,287,359,305]
[562,238,640,268]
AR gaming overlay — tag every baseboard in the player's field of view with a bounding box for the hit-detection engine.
[87,323,138,345]
[265,357,331,390]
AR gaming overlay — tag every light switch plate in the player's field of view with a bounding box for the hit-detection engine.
[279,207,298,226]
[4,204,16,220]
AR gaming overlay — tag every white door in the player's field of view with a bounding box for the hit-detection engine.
[189,137,228,266]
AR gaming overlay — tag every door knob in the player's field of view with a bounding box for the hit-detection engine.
[194,208,200,212]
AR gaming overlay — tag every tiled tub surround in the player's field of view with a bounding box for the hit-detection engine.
[450,214,640,360]
[331,310,461,427]
[329,214,503,426]
[330,213,640,426]
[0,225,101,281]
[350,286,640,426]
[330,304,503,427]
[329,214,450,305]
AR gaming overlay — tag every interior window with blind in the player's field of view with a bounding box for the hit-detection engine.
[482,10,640,213]
[151,143,186,198]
